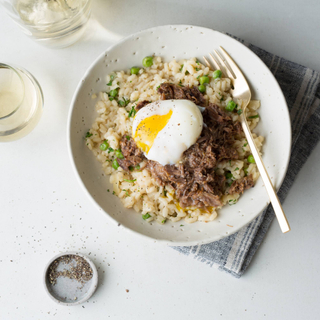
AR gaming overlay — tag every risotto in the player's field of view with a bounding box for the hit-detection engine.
[85,57,264,224]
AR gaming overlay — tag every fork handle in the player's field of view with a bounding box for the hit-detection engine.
[240,115,291,233]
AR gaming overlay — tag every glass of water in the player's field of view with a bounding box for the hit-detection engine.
[0,63,43,142]
[0,0,92,48]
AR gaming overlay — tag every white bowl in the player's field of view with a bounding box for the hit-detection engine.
[67,25,291,246]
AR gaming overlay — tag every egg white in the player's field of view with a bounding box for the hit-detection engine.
[132,99,203,165]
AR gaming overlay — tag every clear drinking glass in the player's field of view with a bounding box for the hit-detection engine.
[0,0,92,48]
[0,63,43,142]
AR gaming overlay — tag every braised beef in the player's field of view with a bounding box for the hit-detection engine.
[135,100,150,111]
[228,175,254,195]
[157,83,206,107]
[116,83,252,209]
[117,136,145,171]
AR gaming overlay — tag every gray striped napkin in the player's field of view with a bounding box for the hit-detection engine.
[173,36,320,278]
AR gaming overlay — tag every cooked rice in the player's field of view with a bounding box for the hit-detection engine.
[86,57,264,224]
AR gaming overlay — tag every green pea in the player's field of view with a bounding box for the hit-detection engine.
[109,88,118,98]
[115,149,124,159]
[142,56,153,67]
[99,140,109,151]
[198,84,206,93]
[112,159,119,170]
[212,69,222,79]
[130,67,140,75]
[226,100,237,112]
[247,155,255,164]
[199,75,210,85]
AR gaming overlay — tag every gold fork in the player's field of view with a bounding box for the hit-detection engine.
[203,47,290,233]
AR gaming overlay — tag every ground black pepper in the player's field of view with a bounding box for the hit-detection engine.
[47,255,93,287]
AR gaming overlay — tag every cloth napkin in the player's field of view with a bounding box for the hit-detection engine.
[173,35,320,278]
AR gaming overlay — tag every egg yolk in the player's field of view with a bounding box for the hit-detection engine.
[134,110,173,154]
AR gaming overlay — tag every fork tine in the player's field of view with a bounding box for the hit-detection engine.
[202,56,211,69]
[215,49,237,79]
[209,52,225,74]
[219,46,249,82]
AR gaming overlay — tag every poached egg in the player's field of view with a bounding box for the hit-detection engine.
[132,99,203,165]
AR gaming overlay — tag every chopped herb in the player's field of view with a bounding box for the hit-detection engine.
[129,166,134,171]
[244,167,248,176]
[185,71,189,75]
[107,189,110,192]
[197,75,200,79]
[237,109,243,115]
[142,213,151,220]
[228,199,237,205]
[225,171,234,180]
[107,75,114,86]
[243,143,248,147]
[195,67,200,71]
[220,95,224,102]
[161,219,166,224]
[112,191,116,195]
[156,85,160,90]
[126,135,130,140]
[163,190,167,196]
[122,189,130,197]
[178,79,184,87]
[109,88,118,98]
[180,64,184,71]
[248,114,260,119]
[124,179,136,183]
[180,224,184,227]
[235,167,239,171]
[118,97,130,107]
[135,164,140,170]
[85,132,93,138]
[107,147,114,153]
[128,106,136,118]
[229,160,232,166]
[196,60,200,64]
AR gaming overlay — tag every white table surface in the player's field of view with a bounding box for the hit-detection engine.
[1,1,320,319]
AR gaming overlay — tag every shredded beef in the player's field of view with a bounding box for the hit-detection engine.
[117,83,252,209]
[158,83,206,107]
[135,100,150,111]
[117,136,145,171]
[228,175,254,195]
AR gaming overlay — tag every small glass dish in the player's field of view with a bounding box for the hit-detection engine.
[0,63,43,142]
[0,0,92,48]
